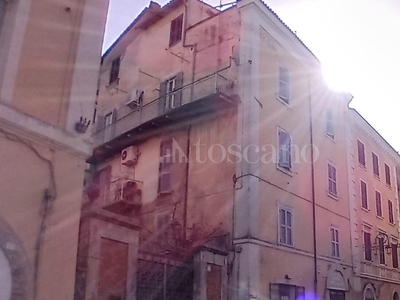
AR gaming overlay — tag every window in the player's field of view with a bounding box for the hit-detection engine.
[279,206,293,246]
[277,66,290,103]
[378,235,386,264]
[329,290,345,300]
[364,230,372,261]
[375,191,382,217]
[328,163,337,196]
[326,108,335,139]
[388,199,395,224]
[158,140,173,194]
[104,112,114,142]
[330,227,340,258]
[270,283,305,300]
[109,56,120,84]
[169,14,183,46]
[392,243,399,269]
[361,180,368,209]
[394,292,400,300]
[357,140,366,167]
[278,129,292,171]
[159,72,183,114]
[385,164,392,186]
[372,152,380,177]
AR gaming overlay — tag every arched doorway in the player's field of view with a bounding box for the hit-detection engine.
[363,284,376,300]
[0,248,12,300]
[393,291,399,300]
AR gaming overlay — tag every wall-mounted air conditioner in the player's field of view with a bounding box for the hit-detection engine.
[126,88,143,109]
[121,146,139,167]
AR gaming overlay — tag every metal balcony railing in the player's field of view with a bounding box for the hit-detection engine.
[94,70,237,147]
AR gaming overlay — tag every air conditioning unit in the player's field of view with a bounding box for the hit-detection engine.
[126,88,143,109]
[121,146,139,166]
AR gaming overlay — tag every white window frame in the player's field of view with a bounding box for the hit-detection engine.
[278,204,293,247]
[277,127,292,172]
[326,108,335,140]
[330,226,340,258]
[360,179,369,210]
[165,77,177,110]
[327,161,338,197]
[277,65,290,104]
[372,152,380,178]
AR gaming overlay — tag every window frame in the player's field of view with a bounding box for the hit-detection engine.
[377,232,386,265]
[363,225,372,262]
[330,227,340,258]
[357,140,366,168]
[392,239,399,269]
[277,127,292,173]
[277,65,290,104]
[388,199,395,225]
[278,204,293,247]
[375,190,383,218]
[372,152,380,178]
[109,56,121,85]
[385,163,392,187]
[169,14,183,47]
[363,284,376,300]
[326,108,335,140]
[327,161,338,197]
[158,139,173,194]
[360,179,369,210]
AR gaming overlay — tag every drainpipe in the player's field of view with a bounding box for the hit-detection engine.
[183,0,197,102]
[308,75,318,298]
[183,125,191,250]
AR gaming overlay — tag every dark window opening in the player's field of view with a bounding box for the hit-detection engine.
[169,14,183,46]
[109,56,120,84]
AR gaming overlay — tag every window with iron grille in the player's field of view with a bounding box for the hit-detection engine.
[158,140,173,194]
[385,163,391,186]
[277,66,290,103]
[328,163,337,196]
[372,152,380,177]
[392,243,399,268]
[326,108,334,140]
[364,230,372,261]
[378,235,386,264]
[388,199,394,224]
[278,128,292,171]
[375,191,382,217]
[361,180,368,209]
[109,56,120,84]
[357,140,366,167]
[330,227,340,258]
[279,206,293,246]
[169,14,183,46]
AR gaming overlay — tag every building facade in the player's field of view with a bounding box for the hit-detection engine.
[77,0,400,300]
[0,0,108,299]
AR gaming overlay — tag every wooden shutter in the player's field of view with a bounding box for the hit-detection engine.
[392,244,399,268]
[364,232,372,261]
[279,130,291,170]
[357,140,365,166]
[159,81,167,115]
[372,153,379,177]
[361,181,368,209]
[389,200,394,224]
[174,72,183,107]
[385,164,391,186]
[375,191,382,216]
[111,108,118,139]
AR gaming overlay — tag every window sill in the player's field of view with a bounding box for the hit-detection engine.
[277,165,293,177]
[389,222,396,227]
[359,163,367,170]
[278,242,294,248]
[106,78,119,89]
[386,184,392,190]
[361,206,370,213]
[373,174,380,181]
[326,134,335,143]
[327,192,338,201]
[276,95,291,109]
[376,215,384,220]
[169,39,182,48]
[331,256,341,260]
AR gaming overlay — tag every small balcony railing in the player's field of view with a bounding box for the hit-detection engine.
[93,70,238,149]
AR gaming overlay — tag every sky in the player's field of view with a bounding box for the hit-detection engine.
[104,0,400,150]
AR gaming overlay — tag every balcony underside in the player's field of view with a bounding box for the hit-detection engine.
[88,91,238,163]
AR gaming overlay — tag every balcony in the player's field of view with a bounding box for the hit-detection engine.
[90,70,239,162]
[87,178,143,215]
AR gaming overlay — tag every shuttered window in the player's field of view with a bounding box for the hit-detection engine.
[158,140,173,194]
[278,129,292,171]
[388,199,394,224]
[372,152,380,177]
[364,231,372,261]
[169,14,183,46]
[361,181,368,209]
[331,227,340,258]
[385,163,391,186]
[357,140,366,167]
[378,236,386,264]
[393,243,399,268]
[375,191,382,217]
[279,206,293,246]
[159,72,183,115]
[109,56,120,84]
